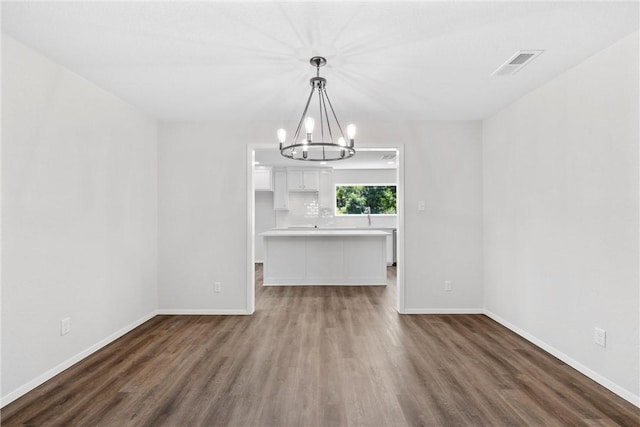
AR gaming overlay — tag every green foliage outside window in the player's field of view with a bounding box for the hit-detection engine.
[336,185,397,215]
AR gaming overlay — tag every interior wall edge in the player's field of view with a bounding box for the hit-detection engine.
[484,310,640,408]
[0,310,158,408]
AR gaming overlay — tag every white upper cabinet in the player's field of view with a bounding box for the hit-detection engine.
[273,169,289,210]
[287,169,319,192]
[254,167,273,191]
[318,169,334,209]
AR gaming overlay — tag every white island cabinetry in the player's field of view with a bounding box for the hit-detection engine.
[261,229,389,285]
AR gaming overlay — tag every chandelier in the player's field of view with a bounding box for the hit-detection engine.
[278,56,356,161]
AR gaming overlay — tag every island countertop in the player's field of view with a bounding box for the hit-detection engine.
[261,229,391,237]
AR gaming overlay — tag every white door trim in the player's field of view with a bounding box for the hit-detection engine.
[246,145,256,314]
[246,143,406,314]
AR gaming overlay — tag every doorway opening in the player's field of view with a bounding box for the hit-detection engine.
[246,144,405,313]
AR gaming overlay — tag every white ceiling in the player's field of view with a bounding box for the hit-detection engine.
[2,1,638,126]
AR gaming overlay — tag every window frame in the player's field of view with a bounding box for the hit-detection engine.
[334,183,398,216]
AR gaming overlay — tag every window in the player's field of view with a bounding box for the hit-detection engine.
[336,185,397,215]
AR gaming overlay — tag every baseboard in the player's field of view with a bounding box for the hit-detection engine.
[401,308,485,314]
[157,309,253,315]
[483,310,640,408]
[1,310,158,408]
[263,283,386,287]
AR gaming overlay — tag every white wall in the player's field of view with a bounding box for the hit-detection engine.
[158,121,483,313]
[1,36,158,403]
[333,168,397,185]
[158,123,251,312]
[400,122,484,312]
[483,31,639,400]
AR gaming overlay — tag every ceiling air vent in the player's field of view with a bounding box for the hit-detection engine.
[491,50,544,76]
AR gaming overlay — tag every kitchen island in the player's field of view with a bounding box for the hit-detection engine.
[261,229,390,285]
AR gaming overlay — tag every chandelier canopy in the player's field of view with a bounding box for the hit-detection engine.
[278,56,356,161]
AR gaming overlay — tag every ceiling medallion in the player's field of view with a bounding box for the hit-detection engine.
[277,56,356,161]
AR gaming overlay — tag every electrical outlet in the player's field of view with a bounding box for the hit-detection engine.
[60,317,71,336]
[418,201,426,211]
[214,282,222,293]
[444,280,452,291]
[594,327,606,347]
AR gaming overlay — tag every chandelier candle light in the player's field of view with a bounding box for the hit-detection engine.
[278,56,356,161]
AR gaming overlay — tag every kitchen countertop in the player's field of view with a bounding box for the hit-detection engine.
[261,229,391,237]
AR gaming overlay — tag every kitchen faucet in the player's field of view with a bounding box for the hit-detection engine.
[364,206,371,226]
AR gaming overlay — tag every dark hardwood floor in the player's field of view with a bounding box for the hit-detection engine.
[2,265,638,426]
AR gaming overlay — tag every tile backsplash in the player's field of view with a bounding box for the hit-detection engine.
[275,192,397,229]
[276,192,322,227]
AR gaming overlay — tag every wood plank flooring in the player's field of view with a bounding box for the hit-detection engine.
[2,265,639,426]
